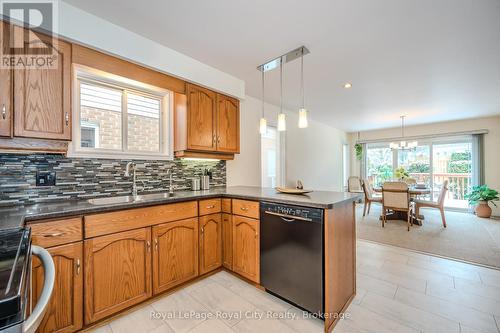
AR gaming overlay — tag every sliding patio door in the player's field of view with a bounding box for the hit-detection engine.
[432,140,472,209]
[365,136,475,210]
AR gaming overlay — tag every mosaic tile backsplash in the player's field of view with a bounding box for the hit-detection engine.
[0,154,226,206]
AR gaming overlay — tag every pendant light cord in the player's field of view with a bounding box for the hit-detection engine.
[301,48,304,109]
[261,70,265,118]
[280,58,283,114]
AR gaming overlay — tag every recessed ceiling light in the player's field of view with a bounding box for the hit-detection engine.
[344,83,352,89]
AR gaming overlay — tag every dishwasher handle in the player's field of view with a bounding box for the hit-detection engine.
[264,210,312,222]
[24,245,55,333]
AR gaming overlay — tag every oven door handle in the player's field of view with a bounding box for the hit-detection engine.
[23,245,55,333]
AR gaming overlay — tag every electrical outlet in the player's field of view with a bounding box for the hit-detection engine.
[36,171,56,187]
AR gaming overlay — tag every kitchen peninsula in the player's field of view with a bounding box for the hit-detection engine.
[0,186,359,333]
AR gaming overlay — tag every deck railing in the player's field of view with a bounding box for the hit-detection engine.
[368,172,471,200]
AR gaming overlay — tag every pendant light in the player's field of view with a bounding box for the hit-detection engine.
[277,59,286,131]
[298,48,308,128]
[390,115,418,150]
[259,70,267,135]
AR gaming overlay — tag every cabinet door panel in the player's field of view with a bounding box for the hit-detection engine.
[152,218,198,294]
[0,22,12,137]
[84,228,151,324]
[232,216,260,283]
[13,27,71,140]
[199,214,222,275]
[186,84,216,151]
[216,94,239,153]
[222,213,232,270]
[32,242,83,333]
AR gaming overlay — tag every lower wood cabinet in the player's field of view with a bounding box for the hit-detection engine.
[84,228,152,324]
[152,218,199,294]
[199,214,222,275]
[232,215,260,283]
[222,213,233,269]
[31,242,83,333]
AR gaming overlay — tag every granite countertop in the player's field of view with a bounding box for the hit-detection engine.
[0,186,361,230]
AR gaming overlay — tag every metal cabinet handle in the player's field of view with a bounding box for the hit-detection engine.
[213,134,216,144]
[201,226,204,234]
[1,104,5,119]
[240,207,248,211]
[154,238,158,251]
[76,259,81,275]
[255,231,258,239]
[206,205,215,209]
[65,112,69,125]
[217,136,220,143]
[43,232,64,238]
[146,240,151,252]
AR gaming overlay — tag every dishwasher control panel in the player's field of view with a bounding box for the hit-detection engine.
[260,202,323,223]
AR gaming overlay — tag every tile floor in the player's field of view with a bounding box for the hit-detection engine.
[88,240,500,333]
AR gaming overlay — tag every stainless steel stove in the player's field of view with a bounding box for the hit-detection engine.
[0,228,54,333]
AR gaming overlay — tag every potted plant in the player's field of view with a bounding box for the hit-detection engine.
[466,185,499,218]
[394,166,409,181]
[354,143,363,161]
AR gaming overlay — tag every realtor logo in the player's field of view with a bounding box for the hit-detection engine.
[1,0,59,69]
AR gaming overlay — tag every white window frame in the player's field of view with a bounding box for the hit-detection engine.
[68,65,174,160]
[80,121,100,148]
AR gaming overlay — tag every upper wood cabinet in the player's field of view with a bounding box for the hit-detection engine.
[152,218,199,294]
[0,21,12,137]
[13,26,72,140]
[84,228,152,324]
[174,84,240,160]
[199,214,222,275]
[31,242,83,333]
[232,215,260,283]
[186,83,217,151]
[216,94,240,153]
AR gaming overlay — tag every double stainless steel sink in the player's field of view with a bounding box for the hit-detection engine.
[87,192,174,205]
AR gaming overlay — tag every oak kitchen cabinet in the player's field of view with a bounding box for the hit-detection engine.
[232,215,260,283]
[12,25,72,140]
[31,242,83,333]
[29,217,84,333]
[84,228,152,324]
[152,218,199,294]
[199,213,222,274]
[0,21,12,137]
[221,213,233,270]
[174,83,240,159]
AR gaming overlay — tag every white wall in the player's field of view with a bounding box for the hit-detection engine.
[348,115,500,215]
[227,96,348,191]
[9,2,245,99]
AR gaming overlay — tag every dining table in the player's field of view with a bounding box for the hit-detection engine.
[372,185,431,225]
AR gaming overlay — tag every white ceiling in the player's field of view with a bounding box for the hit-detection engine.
[62,0,500,132]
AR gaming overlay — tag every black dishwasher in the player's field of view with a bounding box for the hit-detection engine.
[260,201,324,316]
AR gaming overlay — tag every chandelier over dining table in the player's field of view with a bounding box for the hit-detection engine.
[390,115,418,150]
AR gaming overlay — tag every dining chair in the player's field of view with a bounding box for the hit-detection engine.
[348,176,363,193]
[405,178,417,185]
[414,180,449,227]
[382,181,413,231]
[362,181,382,216]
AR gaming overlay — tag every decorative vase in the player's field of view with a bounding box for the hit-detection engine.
[475,200,492,218]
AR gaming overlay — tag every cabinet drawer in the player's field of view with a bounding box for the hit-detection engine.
[85,201,198,238]
[29,217,82,248]
[221,198,232,213]
[232,199,259,219]
[199,198,221,215]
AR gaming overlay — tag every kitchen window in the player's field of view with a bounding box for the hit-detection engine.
[69,66,173,160]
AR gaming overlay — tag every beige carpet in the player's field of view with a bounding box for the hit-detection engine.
[356,204,500,268]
